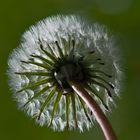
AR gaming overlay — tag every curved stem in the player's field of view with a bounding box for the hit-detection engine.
[69,81,117,140]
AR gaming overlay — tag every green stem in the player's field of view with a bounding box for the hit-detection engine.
[69,81,117,140]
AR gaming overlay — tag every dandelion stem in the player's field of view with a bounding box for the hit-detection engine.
[69,81,117,140]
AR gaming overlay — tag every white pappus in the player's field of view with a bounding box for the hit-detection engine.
[7,15,122,132]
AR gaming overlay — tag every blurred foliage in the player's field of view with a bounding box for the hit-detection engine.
[0,0,140,140]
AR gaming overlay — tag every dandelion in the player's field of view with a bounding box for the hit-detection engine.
[8,15,122,140]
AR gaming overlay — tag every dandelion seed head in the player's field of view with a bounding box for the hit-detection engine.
[7,15,122,132]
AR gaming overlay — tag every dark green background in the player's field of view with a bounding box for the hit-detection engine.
[0,0,140,139]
